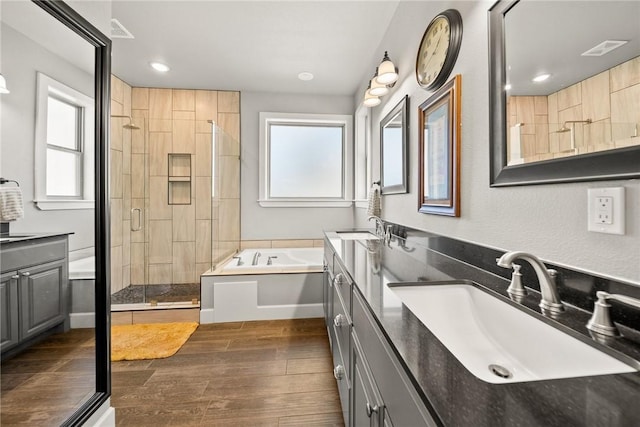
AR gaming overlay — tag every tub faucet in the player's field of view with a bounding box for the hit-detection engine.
[496,251,565,315]
[251,251,261,266]
[267,256,277,266]
[232,256,243,266]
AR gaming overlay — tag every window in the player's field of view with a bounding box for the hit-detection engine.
[354,105,371,208]
[259,112,353,207]
[34,73,94,210]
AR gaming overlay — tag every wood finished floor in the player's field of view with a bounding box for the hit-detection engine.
[1,328,97,426]
[112,318,344,426]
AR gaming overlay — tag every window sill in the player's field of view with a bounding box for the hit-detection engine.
[35,200,95,210]
[258,200,353,208]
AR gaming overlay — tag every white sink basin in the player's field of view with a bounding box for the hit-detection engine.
[389,281,637,384]
[336,231,379,240]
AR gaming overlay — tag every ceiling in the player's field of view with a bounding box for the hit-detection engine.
[505,0,640,96]
[111,1,401,96]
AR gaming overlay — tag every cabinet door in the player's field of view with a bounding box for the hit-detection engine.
[352,333,383,427]
[19,259,66,340]
[1,272,20,352]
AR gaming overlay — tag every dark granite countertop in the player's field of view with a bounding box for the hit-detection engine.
[0,232,72,245]
[325,230,640,427]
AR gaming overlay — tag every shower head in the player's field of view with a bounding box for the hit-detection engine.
[111,115,140,130]
[556,126,571,133]
[123,122,140,130]
[556,119,592,133]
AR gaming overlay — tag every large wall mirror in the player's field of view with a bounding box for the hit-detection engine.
[1,1,110,425]
[380,95,409,194]
[489,0,640,186]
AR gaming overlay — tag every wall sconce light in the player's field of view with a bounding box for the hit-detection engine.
[0,74,10,94]
[363,51,398,107]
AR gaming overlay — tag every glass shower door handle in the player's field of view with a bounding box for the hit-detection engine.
[131,208,142,231]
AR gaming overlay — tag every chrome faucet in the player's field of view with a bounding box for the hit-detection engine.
[496,251,565,315]
[267,255,277,266]
[368,215,391,243]
[587,291,640,337]
[232,256,244,266]
[251,251,261,266]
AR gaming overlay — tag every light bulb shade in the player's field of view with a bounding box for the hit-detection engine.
[367,77,389,97]
[0,74,10,94]
[375,52,398,85]
[363,92,381,107]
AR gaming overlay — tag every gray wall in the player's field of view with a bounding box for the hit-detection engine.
[1,24,95,250]
[241,91,356,240]
[354,1,640,284]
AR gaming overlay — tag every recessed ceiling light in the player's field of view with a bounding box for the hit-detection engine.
[532,73,550,83]
[150,62,170,72]
[298,72,314,81]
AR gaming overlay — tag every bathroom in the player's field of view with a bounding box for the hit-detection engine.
[1,0,639,426]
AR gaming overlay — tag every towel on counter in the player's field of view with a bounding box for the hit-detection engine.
[367,183,381,217]
[0,187,24,221]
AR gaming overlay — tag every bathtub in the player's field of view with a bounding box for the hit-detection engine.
[222,248,324,273]
[201,247,325,323]
[68,254,95,328]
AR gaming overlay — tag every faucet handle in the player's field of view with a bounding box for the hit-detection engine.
[588,291,640,338]
[507,263,527,299]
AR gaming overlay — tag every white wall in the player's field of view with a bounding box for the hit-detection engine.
[355,1,640,284]
[1,24,95,250]
[241,91,356,240]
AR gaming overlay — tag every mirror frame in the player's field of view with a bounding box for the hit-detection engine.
[32,1,112,426]
[488,0,640,187]
[380,95,409,194]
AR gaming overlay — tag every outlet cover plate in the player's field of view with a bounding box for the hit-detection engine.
[588,187,625,235]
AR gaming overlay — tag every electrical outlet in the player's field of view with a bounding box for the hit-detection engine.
[588,187,625,235]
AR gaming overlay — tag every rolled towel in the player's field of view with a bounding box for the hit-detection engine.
[0,187,24,221]
[367,183,381,217]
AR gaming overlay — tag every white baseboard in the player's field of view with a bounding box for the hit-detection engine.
[82,399,115,426]
[70,312,95,328]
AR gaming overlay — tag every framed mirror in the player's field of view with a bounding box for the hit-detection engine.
[1,1,111,425]
[380,95,409,194]
[419,75,461,216]
[489,0,640,186]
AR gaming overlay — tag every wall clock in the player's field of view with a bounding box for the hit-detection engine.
[416,9,463,91]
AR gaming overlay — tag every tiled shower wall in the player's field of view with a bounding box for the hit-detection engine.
[110,76,132,295]
[109,77,240,291]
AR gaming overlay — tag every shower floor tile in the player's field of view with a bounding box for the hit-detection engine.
[111,283,200,306]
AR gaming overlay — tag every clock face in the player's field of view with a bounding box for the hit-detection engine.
[416,10,462,91]
[417,16,451,88]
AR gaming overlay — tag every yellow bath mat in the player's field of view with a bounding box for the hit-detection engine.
[111,322,198,361]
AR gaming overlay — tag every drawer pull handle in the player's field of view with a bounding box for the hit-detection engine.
[11,275,19,279]
[21,272,30,277]
[334,273,343,286]
[333,365,345,380]
[333,314,344,328]
[366,403,379,417]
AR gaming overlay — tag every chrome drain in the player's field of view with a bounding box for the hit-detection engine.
[489,364,512,379]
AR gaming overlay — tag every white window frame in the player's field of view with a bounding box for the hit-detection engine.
[259,112,353,208]
[354,104,372,209]
[34,72,94,210]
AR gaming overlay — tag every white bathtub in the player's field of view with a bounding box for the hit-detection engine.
[201,247,325,323]
[222,248,323,273]
[69,255,95,280]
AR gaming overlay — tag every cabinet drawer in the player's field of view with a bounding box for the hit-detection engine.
[332,282,351,382]
[333,261,351,311]
[353,289,436,427]
[332,326,350,427]
[1,237,67,273]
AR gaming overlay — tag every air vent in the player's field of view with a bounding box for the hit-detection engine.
[110,18,134,39]
[581,40,628,57]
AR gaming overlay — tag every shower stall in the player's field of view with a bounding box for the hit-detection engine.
[109,89,241,310]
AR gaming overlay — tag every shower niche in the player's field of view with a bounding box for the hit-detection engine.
[168,153,191,205]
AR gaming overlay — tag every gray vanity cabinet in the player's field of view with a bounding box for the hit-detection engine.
[1,272,20,352]
[0,235,69,356]
[325,240,437,427]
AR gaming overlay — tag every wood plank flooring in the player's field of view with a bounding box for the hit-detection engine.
[0,329,96,426]
[112,318,344,426]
